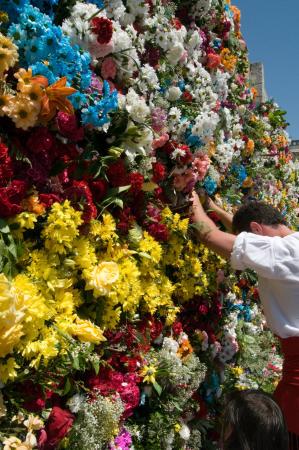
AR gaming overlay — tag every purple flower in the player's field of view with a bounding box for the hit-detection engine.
[109,428,132,450]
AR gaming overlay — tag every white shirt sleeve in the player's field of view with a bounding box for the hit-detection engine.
[230,232,299,280]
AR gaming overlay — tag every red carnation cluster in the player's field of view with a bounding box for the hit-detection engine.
[107,160,129,187]
[91,17,113,44]
[152,162,166,183]
[0,180,28,217]
[65,180,97,222]
[129,172,144,193]
[117,207,135,234]
[145,203,169,241]
[87,368,140,418]
[0,143,14,186]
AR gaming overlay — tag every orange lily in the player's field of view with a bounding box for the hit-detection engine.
[39,76,77,122]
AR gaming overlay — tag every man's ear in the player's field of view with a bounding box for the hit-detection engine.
[249,221,264,234]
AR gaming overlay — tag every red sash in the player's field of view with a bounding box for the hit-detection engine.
[274,336,299,435]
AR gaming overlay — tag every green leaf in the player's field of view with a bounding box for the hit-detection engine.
[112,198,123,208]
[153,381,162,396]
[0,219,10,233]
[72,356,80,371]
[63,378,72,395]
[92,359,100,375]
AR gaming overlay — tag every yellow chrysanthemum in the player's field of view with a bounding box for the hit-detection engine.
[89,213,117,241]
[42,201,83,254]
[0,33,18,76]
[139,231,162,264]
[22,328,60,368]
[0,358,19,383]
[5,95,39,130]
[140,364,157,384]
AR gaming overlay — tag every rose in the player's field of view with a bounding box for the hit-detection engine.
[101,57,117,79]
[88,262,120,295]
[38,407,74,450]
[173,168,197,193]
[70,317,106,345]
[192,153,210,181]
[152,133,169,150]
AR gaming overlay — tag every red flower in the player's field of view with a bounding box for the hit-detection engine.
[117,207,135,234]
[65,180,97,222]
[129,172,144,193]
[38,407,74,450]
[0,180,28,218]
[39,193,62,209]
[147,222,169,241]
[171,17,182,29]
[90,179,108,203]
[107,160,128,187]
[182,91,193,102]
[56,112,84,142]
[152,162,166,183]
[91,17,113,44]
[0,143,13,186]
[172,321,183,336]
[26,127,54,154]
[206,52,221,69]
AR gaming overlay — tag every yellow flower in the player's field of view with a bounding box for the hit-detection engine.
[5,95,39,130]
[22,83,43,110]
[174,423,182,432]
[139,231,162,264]
[140,364,157,384]
[90,214,117,241]
[69,316,106,345]
[231,366,244,377]
[42,201,83,254]
[0,92,13,117]
[23,415,44,431]
[85,261,120,296]
[0,358,19,383]
[14,68,33,92]
[0,33,18,76]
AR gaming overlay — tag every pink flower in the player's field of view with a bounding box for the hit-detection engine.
[152,133,169,150]
[173,168,197,193]
[56,112,84,142]
[101,57,117,80]
[192,153,210,181]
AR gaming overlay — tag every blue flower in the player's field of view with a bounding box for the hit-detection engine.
[31,62,57,84]
[204,176,217,195]
[178,80,185,91]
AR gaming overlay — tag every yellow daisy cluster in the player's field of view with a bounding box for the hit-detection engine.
[0,33,18,76]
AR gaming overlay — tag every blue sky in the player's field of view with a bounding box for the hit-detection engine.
[233,0,299,139]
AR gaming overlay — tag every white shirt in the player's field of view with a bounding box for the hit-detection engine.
[231,231,299,338]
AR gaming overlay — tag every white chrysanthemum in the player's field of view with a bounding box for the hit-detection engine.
[162,337,179,355]
[179,424,191,441]
[167,86,181,102]
[67,394,86,413]
[125,88,150,123]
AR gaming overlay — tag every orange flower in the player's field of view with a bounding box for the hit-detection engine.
[21,195,45,215]
[245,138,255,155]
[242,177,254,188]
[220,48,237,73]
[39,76,76,122]
[177,338,193,359]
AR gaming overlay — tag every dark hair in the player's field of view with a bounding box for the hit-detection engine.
[221,390,289,450]
[232,201,285,233]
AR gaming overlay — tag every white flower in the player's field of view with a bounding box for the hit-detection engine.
[179,423,191,441]
[162,337,179,355]
[167,86,181,102]
[125,88,150,123]
[67,394,86,413]
[167,43,185,65]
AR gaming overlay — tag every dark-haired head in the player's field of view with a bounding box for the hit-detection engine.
[221,389,289,450]
[232,201,286,235]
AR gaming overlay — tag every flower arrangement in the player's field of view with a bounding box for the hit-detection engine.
[0,0,298,449]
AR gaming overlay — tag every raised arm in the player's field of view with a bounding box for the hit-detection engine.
[207,197,233,232]
[191,191,236,259]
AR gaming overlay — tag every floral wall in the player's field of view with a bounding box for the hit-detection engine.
[0,0,298,449]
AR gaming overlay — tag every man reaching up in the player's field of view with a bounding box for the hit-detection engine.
[191,191,299,447]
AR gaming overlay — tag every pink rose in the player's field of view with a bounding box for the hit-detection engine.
[192,153,210,181]
[173,168,196,193]
[101,57,117,79]
[152,133,169,150]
